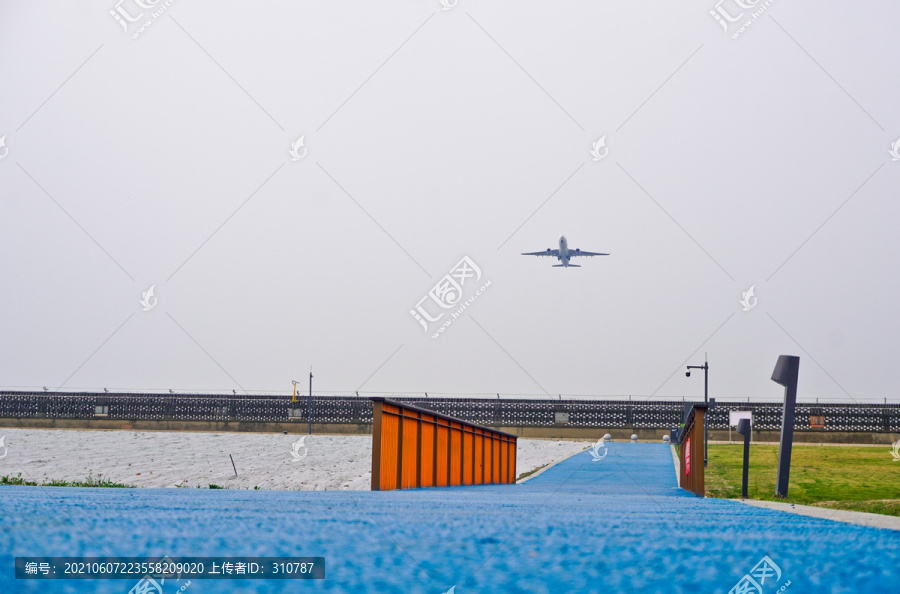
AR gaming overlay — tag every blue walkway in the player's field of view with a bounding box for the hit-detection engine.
[2,442,900,593]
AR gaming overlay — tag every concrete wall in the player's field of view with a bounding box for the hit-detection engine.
[708,428,898,445]
[0,417,372,435]
[499,427,898,444]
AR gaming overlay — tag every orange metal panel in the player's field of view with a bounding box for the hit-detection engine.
[492,435,501,484]
[694,409,705,496]
[436,422,449,487]
[500,438,507,484]
[510,439,517,483]
[450,422,462,486]
[474,431,484,485]
[420,414,435,488]
[500,438,508,483]
[401,415,418,490]
[462,429,473,485]
[677,406,707,497]
[380,411,399,491]
[486,434,493,484]
[371,401,383,490]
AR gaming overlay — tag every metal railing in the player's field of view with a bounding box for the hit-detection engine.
[679,404,709,497]
[370,398,517,491]
[2,391,899,432]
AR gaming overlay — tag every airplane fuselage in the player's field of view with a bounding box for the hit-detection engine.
[558,235,570,266]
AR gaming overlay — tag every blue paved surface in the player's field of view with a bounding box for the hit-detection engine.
[3,442,900,593]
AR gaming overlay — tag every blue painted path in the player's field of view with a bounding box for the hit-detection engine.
[2,442,900,593]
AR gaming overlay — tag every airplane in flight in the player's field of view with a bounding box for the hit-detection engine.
[521,235,609,267]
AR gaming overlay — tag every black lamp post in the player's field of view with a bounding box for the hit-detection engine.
[686,357,709,466]
[771,355,800,498]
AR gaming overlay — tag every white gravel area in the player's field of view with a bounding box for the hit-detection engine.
[0,429,591,491]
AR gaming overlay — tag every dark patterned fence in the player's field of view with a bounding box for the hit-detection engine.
[1,391,899,432]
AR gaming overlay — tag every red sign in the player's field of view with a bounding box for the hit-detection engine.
[685,437,691,476]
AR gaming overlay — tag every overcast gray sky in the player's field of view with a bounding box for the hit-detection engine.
[2,0,898,403]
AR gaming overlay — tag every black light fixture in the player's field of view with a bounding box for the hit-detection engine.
[771,355,800,498]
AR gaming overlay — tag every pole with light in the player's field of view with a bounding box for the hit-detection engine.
[308,369,313,436]
[685,356,709,467]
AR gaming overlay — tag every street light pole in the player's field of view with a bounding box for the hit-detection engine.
[704,358,708,466]
[686,357,710,467]
[308,370,313,435]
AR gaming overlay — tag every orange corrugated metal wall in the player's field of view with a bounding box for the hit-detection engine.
[371,399,518,491]
[678,407,707,497]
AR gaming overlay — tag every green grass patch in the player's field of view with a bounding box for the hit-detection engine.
[0,473,134,488]
[1,474,37,486]
[814,500,900,516]
[516,464,548,482]
[705,444,900,516]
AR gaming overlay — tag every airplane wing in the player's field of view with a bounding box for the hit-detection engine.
[569,249,609,257]
[521,249,560,257]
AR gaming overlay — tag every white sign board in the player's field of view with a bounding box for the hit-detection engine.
[729,410,752,427]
